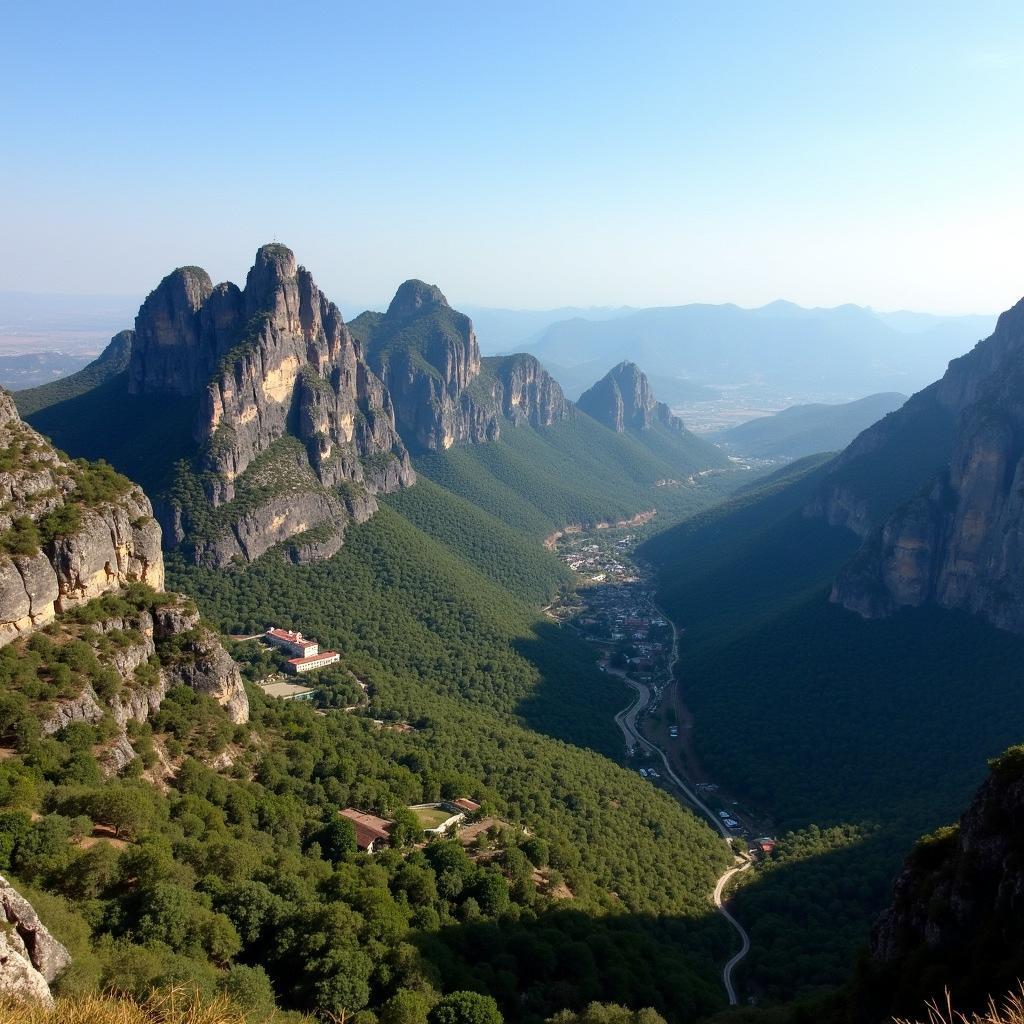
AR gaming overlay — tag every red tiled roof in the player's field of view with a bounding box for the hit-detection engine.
[452,798,481,812]
[287,650,339,666]
[267,628,317,648]
[339,808,394,849]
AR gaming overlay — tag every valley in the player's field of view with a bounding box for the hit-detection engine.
[2,242,1024,1024]
[545,521,783,1007]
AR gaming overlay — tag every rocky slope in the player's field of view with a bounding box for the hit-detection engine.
[0,875,70,1006]
[865,746,1024,1015]
[577,361,686,434]
[0,389,163,644]
[129,244,414,565]
[0,389,247,765]
[350,281,569,451]
[822,296,1024,632]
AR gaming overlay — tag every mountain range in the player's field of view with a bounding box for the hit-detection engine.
[4,242,1024,1024]
[523,300,994,401]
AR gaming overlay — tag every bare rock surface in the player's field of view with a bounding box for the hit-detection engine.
[0,874,71,1006]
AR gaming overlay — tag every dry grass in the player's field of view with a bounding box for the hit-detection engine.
[896,986,1024,1024]
[0,989,253,1024]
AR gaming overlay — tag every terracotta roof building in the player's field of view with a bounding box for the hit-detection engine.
[265,627,319,658]
[451,797,481,813]
[339,808,395,853]
[286,650,340,674]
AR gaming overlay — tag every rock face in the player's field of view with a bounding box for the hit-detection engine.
[351,281,569,451]
[0,874,71,1007]
[0,390,163,645]
[128,244,414,565]
[0,391,248,734]
[578,361,685,434]
[866,746,1024,1014]
[825,297,1024,632]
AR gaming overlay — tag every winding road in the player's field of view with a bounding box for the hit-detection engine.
[714,862,752,1004]
[606,617,752,1005]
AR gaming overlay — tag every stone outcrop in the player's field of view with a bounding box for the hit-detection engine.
[0,391,163,645]
[127,244,414,565]
[351,281,569,451]
[0,874,71,1007]
[866,746,1024,1015]
[39,596,248,750]
[578,361,685,434]
[0,392,248,740]
[825,296,1024,632]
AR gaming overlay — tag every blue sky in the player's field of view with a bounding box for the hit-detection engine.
[3,1,1023,312]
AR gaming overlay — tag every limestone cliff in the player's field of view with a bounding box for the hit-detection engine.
[0,389,163,644]
[0,875,70,1006]
[825,297,1024,632]
[864,746,1024,1016]
[351,281,568,451]
[0,391,247,749]
[129,244,414,565]
[578,361,686,434]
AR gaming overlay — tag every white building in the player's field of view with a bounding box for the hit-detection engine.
[265,627,319,658]
[286,650,341,675]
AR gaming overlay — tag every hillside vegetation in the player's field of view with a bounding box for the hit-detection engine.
[640,460,1024,1001]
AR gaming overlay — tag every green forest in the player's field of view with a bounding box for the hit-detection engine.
[641,462,1024,1003]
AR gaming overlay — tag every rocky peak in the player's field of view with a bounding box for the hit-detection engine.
[578,361,682,433]
[123,245,415,565]
[386,279,450,320]
[128,266,215,396]
[243,242,302,332]
[353,285,568,452]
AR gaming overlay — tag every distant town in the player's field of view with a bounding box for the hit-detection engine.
[547,523,776,860]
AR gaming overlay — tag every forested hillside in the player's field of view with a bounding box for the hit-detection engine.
[639,445,1024,1003]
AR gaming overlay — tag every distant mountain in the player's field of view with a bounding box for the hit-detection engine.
[460,304,633,354]
[577,361,729,474]
[712,391,908,460]
[540,358,720,403]
[527,301,995,400]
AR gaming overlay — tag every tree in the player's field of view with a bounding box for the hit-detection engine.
[316,816,357,862]
[220,963,276,1016]
[429,992,503,1024]
[381,988,433,1024]
[471,869,509,917]
[521,837,549,868]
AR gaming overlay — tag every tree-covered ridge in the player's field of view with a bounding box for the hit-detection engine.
[417,418,734,542]
[382,477,571,605]
[13,331,135,419]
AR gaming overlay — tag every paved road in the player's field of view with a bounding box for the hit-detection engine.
[606,621,752,1005]
[714,862,752,1004]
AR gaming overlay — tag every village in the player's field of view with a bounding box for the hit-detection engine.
[548,525,776,861]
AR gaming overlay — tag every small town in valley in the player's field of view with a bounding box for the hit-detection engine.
[547,523,776,860]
